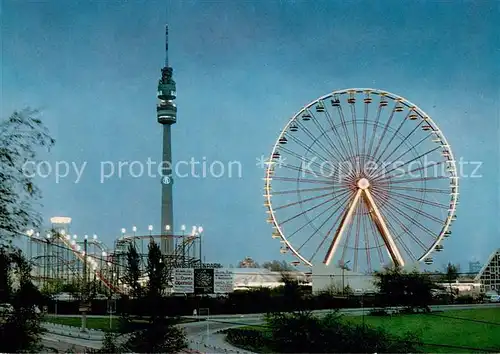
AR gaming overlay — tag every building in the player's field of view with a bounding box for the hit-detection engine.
[312,264,376,294]
[232,268,310,290]
[468,260,482,275]
[474,248,500,294]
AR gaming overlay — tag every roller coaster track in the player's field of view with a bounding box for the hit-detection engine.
[28,235,122,293]
[28,233,199,294]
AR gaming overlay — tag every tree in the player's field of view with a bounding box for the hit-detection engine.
[262,260,293,272]
[0,109,55,247]
[0,109,53,352]
[122,241,187,353]
[444,262,460,301]
[0,248,46,352]
[373,266,439,312]
[124,244,142,298]
[238,256,259,268]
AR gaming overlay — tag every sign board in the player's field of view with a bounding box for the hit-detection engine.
[193,263,223,269]
[194,268,214,294]
[173,268,194,293]
[214,268,234,293]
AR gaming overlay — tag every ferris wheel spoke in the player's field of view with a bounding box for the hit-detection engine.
[375,109,412,165]
[367,208,385,265]
[383,206,428,254]
[360,202,373,273]
[295,119,340,162]
[381,176,449,185]
[272,176,335,185]
[287,191,352,242]
[370,145,442,180]
[384,134,435,171]
[272,185,337,196]
[309,110,350,163]
[361,99,369,167]
[363,188,405,267]
[376,160,446,182]
[273,190,340,211]
[280,146,337,177]
[348,101,361,173]
[281,161,353,187]
[352,201,363,272]
[388,186,450,194]
[383,212,418,263]
[279,192,352,226]
[296,192,354,255]
[382,198,438,242]
[387,194,445,225]
[323,100,353,160]
[373,122,423,175]
[309,192,354,262]
[366,100,384,158]
[333,103,357,160]
[323,189,362,265]
[373,187,449,209]
[371,104,398,163]
[279,162,333,180]
[285,132,335,168]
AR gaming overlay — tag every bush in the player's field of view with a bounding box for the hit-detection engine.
[227,311,424,353]
[123,321,187,353]
[225,328,269,352]
[455,295,475,304]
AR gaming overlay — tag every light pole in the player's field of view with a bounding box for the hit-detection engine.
[81,235,88,332]
[341,260,351,296]
[181,225,186,266]
[198,226,203,266]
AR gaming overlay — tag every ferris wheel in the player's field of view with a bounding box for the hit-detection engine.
[264,89,459,272]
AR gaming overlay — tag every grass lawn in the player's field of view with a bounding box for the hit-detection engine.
[344,308,500,353]
[229,308,500,353]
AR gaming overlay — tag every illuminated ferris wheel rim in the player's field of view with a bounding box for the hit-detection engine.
[264,88,459,268]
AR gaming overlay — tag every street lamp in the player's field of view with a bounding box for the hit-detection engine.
[340,260,351,296]
[148,225,153,236]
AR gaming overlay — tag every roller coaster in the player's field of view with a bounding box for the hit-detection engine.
[25,224,203,295]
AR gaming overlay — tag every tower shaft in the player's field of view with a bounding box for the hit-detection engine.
[157,25,177,255]
[160,125,174,254]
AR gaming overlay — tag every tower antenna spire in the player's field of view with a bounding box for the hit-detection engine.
[165,24,169,67]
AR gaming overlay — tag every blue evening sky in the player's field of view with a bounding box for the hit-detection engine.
[1,0,499,270]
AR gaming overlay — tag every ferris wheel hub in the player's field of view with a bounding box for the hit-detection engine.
[357,178,370,190]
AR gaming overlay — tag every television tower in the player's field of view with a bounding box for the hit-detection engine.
[157,25,176,255]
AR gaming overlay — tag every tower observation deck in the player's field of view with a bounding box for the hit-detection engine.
[157,25,176,255]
